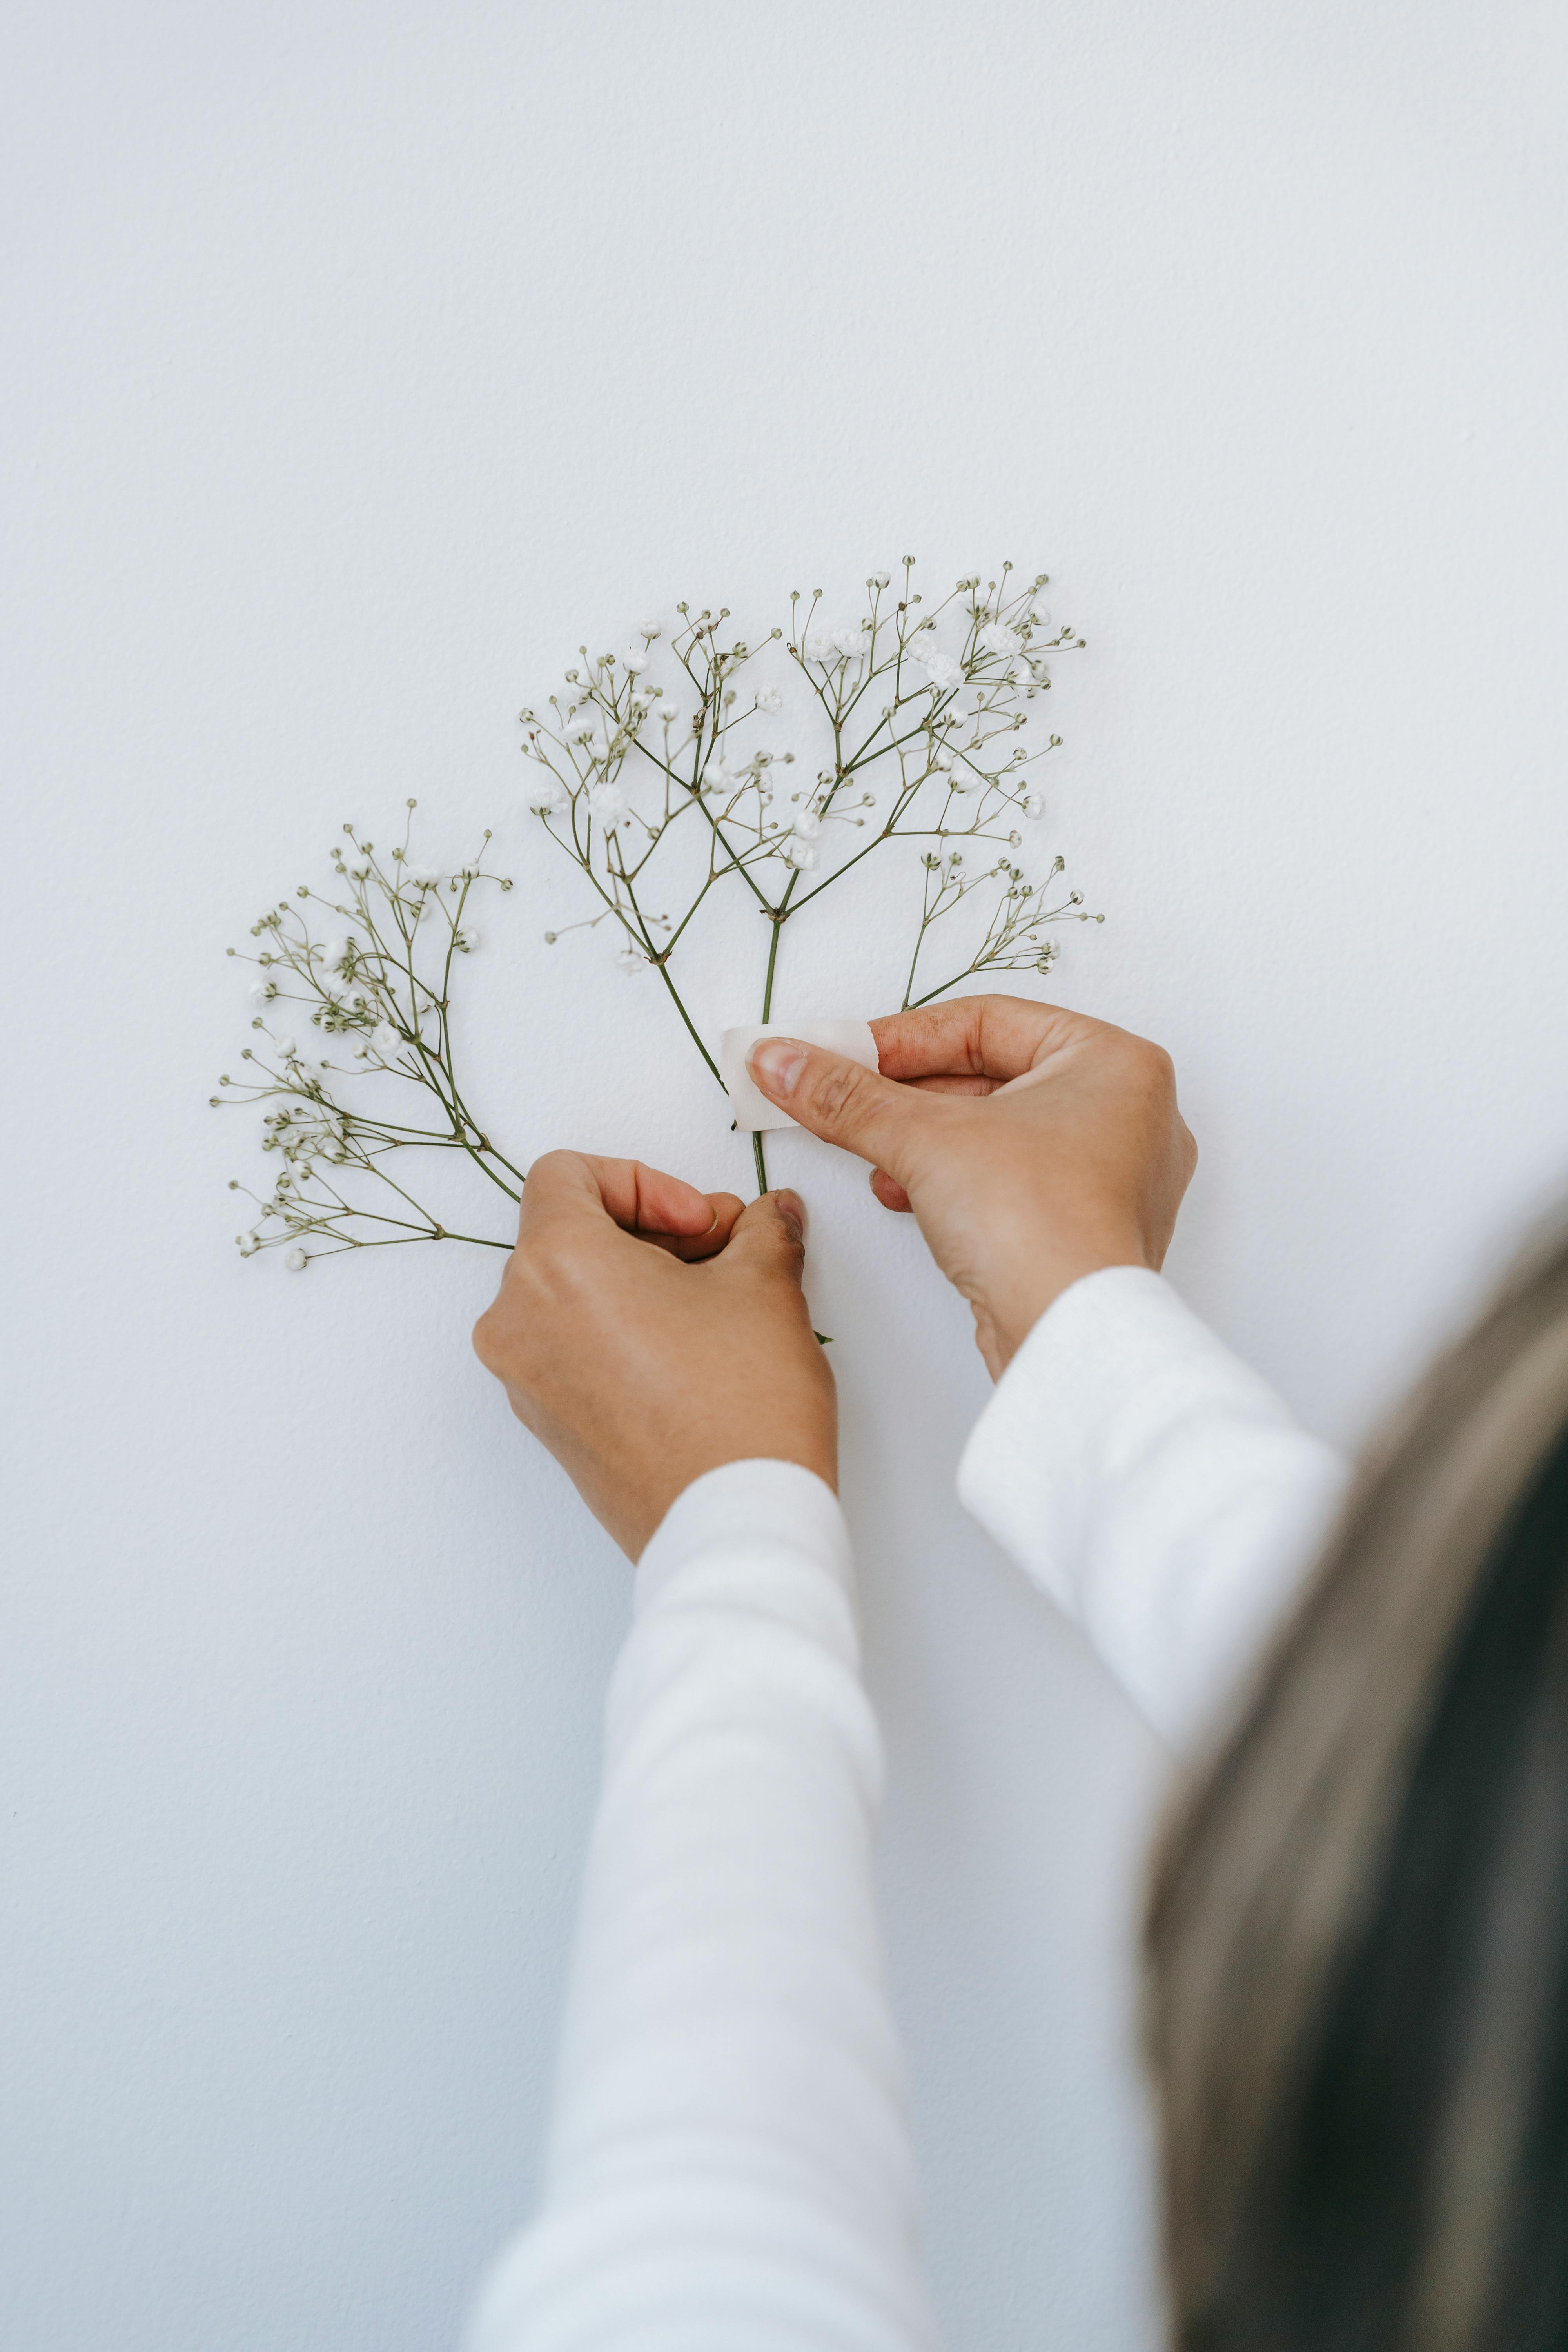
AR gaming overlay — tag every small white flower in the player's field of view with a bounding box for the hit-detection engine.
[614,945,647,975]
[871,571,891,587]
[371,1022,400,1054]
[701,759,747,799]
[322,936,350,973]
[933,748,955,772]
[623,650,649,675]
[638,619,662,639]
[272,1035,298,1058]
[791,808,822,841]
[248,980,275,1006]
[529,776,568,815]
[754,686,784,714]
[915,650,964,691]
[803,629,837,661]
[832,625,872,659]
[1030,605,1052,630]
[1023,793,1046,820]
[979,622,1023,658]
[284,1248,308,1272]
[407,864,443,887]
[950,767,984,795]
[785,836,819,870]
[455,926,480,952]
[659,703,684,730]
[588,782,631,831]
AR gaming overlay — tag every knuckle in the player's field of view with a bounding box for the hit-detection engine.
[471,1304,503,1371]
[473,1239,583,1388]
[472,1295,534,1392]
[772,1220,806,1272]
[810,1059,875,1128]
[526,1147,577,1185]
[517,1228,594,1311]
[1120,1035,1176,1101]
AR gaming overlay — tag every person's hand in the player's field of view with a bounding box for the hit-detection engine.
[473,1152,835,1558]
[746,996,1196,1378]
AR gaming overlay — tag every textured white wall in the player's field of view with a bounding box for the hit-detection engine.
[7,5,1568,2347]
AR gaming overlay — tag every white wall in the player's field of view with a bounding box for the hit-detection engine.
[7,4,1568,2346]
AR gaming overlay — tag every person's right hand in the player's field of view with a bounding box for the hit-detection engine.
[746,995,1196,1378]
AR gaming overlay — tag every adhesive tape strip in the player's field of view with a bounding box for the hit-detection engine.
[720,1020,879,1132]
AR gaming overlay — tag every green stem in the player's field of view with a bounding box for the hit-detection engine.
[751,902,789,1194]
[654,955,726,1089]
[903,881,934,1008]
[760,912,783,1023]
[906,966,984,1009]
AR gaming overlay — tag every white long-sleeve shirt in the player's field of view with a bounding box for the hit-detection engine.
[467,1267,1348,2350]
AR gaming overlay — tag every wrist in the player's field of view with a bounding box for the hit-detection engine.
[633,1423,838,1558]
[984,1230,1152,1370]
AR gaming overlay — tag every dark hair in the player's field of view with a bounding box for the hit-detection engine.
[1145,1222,1568,2352]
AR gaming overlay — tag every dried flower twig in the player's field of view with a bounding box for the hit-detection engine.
[220,561,1100,1268]
[522,558,1098,1188]
[215,804,517,1267]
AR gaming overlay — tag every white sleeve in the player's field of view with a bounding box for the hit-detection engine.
[466,1459,937,2352]
[957,1267,1349,1747]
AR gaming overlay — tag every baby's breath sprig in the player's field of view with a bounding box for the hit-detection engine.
[215,802,519,1271]
[904,851,1096,1009]
[521,559,1098,1186]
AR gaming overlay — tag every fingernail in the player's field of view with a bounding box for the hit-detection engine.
[775,1188,806,1240]
[748,1037,808,1096]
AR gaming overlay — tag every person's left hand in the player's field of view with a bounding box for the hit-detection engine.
[473,1152,836,1558]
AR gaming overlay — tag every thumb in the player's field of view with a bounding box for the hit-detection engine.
[715,1187,809,1287]
[747,1037,921,1177]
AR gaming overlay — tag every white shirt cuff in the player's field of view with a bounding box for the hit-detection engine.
[637,1458,852,1610]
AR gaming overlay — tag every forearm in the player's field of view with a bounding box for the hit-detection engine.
[468,1462,935,2352]
[959,1268,1348,1744]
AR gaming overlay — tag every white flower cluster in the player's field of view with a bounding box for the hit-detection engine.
[518,561,1094,1185]
[216,808,523,1270]
[222,562,1100,1272]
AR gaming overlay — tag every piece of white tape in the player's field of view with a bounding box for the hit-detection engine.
[720,1020,879,1132]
